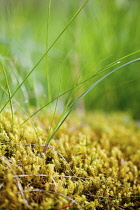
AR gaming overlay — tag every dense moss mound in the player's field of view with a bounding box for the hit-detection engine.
[0,110,140,210]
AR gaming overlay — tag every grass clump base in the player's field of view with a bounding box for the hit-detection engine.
[0,110,140,210]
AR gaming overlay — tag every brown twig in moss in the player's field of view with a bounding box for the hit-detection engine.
[57,203,73,210]
[43,143,50,153]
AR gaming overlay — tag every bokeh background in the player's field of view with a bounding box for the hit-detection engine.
[0,0,140,118]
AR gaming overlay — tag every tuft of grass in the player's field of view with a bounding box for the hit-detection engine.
[0,0,89,114]
[0,0,140,117]
[43,58,140,151]
[0,84,42,153]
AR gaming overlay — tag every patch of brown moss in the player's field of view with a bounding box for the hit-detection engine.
[0,110,140,209]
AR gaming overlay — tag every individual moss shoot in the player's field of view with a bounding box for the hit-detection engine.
[0,0,140,209]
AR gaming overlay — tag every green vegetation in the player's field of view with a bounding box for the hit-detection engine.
[0,0,140,209]
[0,0,140,118]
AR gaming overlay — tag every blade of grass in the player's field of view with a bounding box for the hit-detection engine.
[43,65,64,153]
[44,58,140,146]
[46,0,52,101]
[0,0,89,114]
[80,49,140,84]
[0,88,5,106]
[9,58,29,108]
[45,56,89,146]
[98,49,140,73]
[69,58,140,111]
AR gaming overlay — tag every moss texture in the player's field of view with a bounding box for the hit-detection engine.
[0,110,140,210]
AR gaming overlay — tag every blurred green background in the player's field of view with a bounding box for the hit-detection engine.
[0,0,140,118]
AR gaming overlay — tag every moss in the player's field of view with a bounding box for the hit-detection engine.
[0,110,140,209]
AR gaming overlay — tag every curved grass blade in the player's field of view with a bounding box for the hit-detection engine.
[44,58,140,146]
[97,49,140,73]
[80,49,140,85]
[67,58,140,111]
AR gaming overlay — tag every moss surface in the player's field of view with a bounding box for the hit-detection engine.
[0,110,140,210]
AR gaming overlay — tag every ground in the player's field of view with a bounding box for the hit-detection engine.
[0,110,140,209]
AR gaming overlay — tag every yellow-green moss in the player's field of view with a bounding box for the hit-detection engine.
[0,110,140,209]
